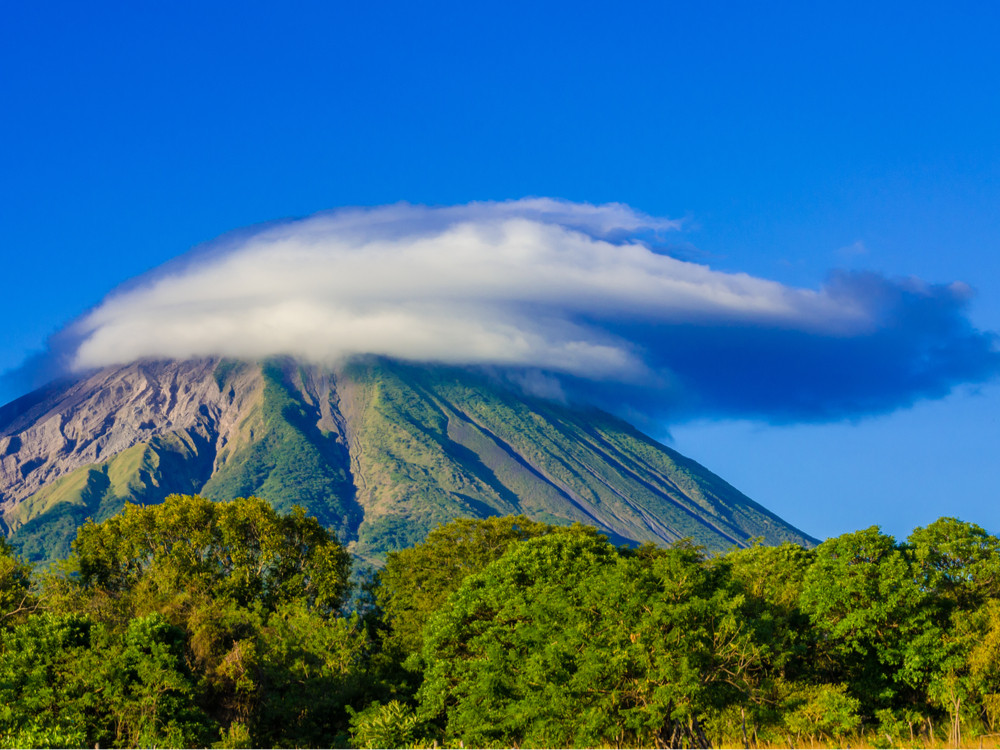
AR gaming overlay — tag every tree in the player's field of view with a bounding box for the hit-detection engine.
[782,683,861,746]
[0,537,36,628]
[417,533,763,748]
[251,602,371,747]
[799,526,928,712]
[99,614,213,747]
[41,494,364,748]
[348,700,431,749]
[715,542,818,743]
[417,531,623,747]
[0,612,211,748]
[896,520,1000,745]
[67,494,351,617]
[870,518,1000,745]
[908,517,1000,610]
[724,541,816,677]
[375,514,567,660]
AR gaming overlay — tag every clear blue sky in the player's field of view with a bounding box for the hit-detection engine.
[2,1,998,541]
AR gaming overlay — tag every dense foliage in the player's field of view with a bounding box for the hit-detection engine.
[3,497,1000,748]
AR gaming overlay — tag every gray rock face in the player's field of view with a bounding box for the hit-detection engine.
[0,358,257,513]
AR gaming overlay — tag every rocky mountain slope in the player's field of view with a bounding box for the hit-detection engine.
[0,357,815,561]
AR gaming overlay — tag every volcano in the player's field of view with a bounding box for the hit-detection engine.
[0,357,814,562]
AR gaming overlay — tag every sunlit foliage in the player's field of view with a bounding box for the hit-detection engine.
[3,503,1000,748]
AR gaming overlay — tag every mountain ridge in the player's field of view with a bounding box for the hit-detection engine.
[0,357,816,561]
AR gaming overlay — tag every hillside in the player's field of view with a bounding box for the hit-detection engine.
[0,357,815,561]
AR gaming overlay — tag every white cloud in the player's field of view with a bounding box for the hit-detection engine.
[62,198,998,421]
[69,199,874,376]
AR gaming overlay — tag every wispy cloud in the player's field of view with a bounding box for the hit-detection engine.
[42,198,1000,422]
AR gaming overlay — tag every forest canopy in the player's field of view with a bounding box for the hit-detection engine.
[2,495,1000,748]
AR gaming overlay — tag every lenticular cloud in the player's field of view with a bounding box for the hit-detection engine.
[64,198,1000,422]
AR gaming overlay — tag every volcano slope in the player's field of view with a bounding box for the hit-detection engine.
[0,357,815,562]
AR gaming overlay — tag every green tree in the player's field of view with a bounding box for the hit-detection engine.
[100,614,212,747]
[0,537,36,628]
[715,542,818,743]
[348,700,432,749]
[724,541,816,677]
[375,514,565,660]
[0,613,97,747]
[67,493,351,617]
[417,533,762,747]
[898,519,1000,745]
[909,517,1000,609]
[782,683,861,746]
[0,612,211,748]
[800,526,928,712]
[252,602,371,747]
[41,494,365,747]
[969,600,1000,734]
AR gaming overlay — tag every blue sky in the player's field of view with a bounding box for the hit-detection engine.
[2,1,998,541]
